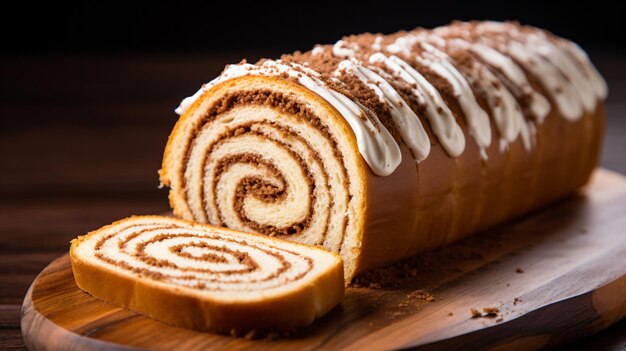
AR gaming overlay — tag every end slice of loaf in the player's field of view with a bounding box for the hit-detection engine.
[70,215,344,333]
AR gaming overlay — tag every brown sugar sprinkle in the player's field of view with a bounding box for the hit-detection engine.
[398,289,435,307]
[351,248,485,289]
[408,290,435,302]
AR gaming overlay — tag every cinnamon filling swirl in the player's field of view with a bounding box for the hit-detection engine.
[90,222,315,291]
[178,90,352,251]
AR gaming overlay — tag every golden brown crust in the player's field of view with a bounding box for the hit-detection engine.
[70,216,344,333]
[355,103,604,275]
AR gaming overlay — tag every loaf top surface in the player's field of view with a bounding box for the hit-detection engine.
[175,21,607,176]
[70,216,344,301]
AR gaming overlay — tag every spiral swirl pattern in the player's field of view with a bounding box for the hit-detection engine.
[164,86,362,258]
[72,216,341,293]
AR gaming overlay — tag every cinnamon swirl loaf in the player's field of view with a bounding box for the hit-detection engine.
[160,21,607,280]
[70,216,344,332]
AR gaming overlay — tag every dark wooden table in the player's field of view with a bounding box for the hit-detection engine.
[1,53,625,350]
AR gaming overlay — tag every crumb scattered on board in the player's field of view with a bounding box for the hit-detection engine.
[471,307,500,319]
[397,290,436,307]
[483,307,499,315]
[350,235,495,289]
[470,308,482,318]
[408,290,435,302]
[516,267,525,273]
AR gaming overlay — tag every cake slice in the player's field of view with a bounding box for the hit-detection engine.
[70,216,344,333]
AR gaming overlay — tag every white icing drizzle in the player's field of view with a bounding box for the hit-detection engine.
[528,35,596,112]
[336,59,431,162]
[386,35,418,56]
[175,60,401,176]
[474,23,585,120]
[499,138,508,153]
[370,53,466,157]
[371,36,384,51]
[176,88,206,115]
[332,40,358,58]
[311,45,325,56]
[518,116,533,151]
[443,38,526,150]
[418,42,492,158]
[468,43,551,123]
[447,39,530,150]
[563,42,608,100]
[300,77,402,176]
[473,21,608,119]
[505,39,584,120]
[386,33,447,56]
[176,22,607,177]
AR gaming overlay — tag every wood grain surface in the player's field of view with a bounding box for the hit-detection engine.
[19,169,626,350]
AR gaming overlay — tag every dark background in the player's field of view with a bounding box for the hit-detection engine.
[1,1,625,349]
[2,1,625,54]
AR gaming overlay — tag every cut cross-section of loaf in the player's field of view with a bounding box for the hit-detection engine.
[70,216,344,333]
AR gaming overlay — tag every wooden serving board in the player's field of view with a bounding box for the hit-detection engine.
[21,169,626,351]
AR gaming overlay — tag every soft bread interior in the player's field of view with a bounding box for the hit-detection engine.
[161,77,368,279]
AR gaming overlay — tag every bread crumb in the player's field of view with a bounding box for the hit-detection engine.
[496,318,503,323]
[483,307,499,316]
[513,297,521,305]
[471,307,500,319]
[448,312,454,316]
[407,290,435,302]
[516,267,524,273]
